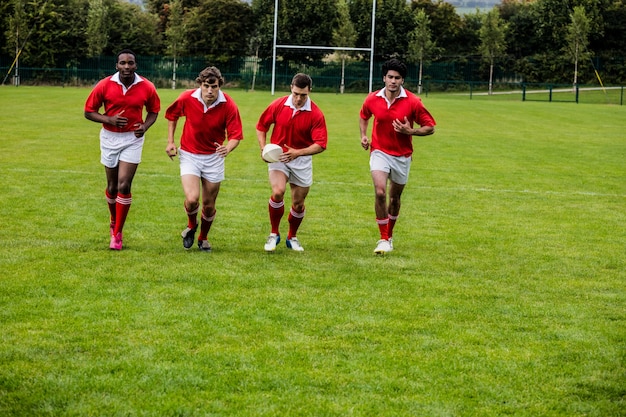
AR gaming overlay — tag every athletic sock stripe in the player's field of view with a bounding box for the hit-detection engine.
[376,218,389,225]
[116,196,132,205]
[290,208,305,218]
[269,198,284,209]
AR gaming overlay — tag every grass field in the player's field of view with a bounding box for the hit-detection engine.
[0,86,624,416]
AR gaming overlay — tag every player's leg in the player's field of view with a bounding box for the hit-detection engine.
[197,179,220,251]
[265,169,288,251]
[387,180,405,246]
[180,174,202,248]
[285,184,309,251]
[372,170,390,241]
[386,155,410,247]
[104,166,118,236]
[111,161,138,240]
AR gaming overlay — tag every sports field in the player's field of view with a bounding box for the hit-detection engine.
[0,86,624,416]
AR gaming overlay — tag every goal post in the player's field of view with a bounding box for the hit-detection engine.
[271,0,377,95]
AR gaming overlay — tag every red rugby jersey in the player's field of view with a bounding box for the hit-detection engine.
[165,89,243,154]
[360,88,436,157]
[256,96,328,150]
[84,73,161,133]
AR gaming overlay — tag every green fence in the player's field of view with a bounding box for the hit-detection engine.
[1,54,623,105]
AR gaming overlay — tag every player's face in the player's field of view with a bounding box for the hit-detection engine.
[200,79,220,105]
[116,54,137,78]
[290,85,310,109]
[383,70,403,92]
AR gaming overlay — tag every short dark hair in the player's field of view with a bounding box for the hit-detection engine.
[382,58,407,79]
[116,49,136,62]
[196,66,224,87]
[291,73,313,89]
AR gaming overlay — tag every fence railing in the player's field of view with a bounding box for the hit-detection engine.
[1,55,623,105]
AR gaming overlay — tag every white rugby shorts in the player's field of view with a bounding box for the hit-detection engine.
[268,155,313,187]
[179,148,225,183]
[369,150,412,185]
[100,128,144,167]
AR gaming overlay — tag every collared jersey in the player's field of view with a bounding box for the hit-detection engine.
[360,87,436,157]
[165,88,244,154]
[256,95,328,151]
[84,72,161,133]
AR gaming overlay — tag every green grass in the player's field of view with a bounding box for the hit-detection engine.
[0,86,624,416]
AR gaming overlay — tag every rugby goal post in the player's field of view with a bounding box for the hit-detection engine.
[270,0,377,94]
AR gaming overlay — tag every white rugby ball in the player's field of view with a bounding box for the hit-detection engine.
[262,143,283,163]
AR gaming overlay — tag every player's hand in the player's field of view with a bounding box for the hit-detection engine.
[361,136,370,150]
[166,144,177,160]
[132,122,146,138]
[109,110,128,128]
[280,145,298,163]
[215,142,228,158]
[392,117,412,134]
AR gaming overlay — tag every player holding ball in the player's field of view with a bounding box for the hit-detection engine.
[256,73,328,253]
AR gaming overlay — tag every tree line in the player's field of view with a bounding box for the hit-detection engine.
[1,0,625,85]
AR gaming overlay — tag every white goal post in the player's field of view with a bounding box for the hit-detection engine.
[271,0,377,94]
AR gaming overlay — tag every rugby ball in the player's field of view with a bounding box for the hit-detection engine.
[262,143,283,163]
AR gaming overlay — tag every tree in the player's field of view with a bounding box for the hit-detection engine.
[565,5,591,88]
[4,0,89,70]
[478,8,507,95]
[408,8,436,94]
[164,0,186,88]
[277,0,338,62]
[332,0,357,93]
[411,0,464,57]
[107,0,161,56]
[86,0,109,57]
[374,0,414,59]
[185,0,253,64]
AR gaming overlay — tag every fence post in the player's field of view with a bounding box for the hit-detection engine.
[575,85,579,103]
[522,83,526,101]
[469,81,473,100]
[549,85,553,102]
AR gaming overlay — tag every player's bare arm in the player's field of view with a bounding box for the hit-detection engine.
[133,111,159,138]
[256,129,270,161]
[281,144,324,163]
[84,110,128,128]
[214,140,240,158]
[359,118,370,150]
[166,119,178,159]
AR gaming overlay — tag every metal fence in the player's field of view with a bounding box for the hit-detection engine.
[1,54,623,105]
[0,55,498,90]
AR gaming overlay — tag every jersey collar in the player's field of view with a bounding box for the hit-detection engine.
[377,86,407,108]
[192,88,226,112]
[285,95,312,112]
[111,72,143,94]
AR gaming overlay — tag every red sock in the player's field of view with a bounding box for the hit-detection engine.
[268,197,284,235]
[113,193,132,235]
[185,203,199,229]
[198,209,215,241]
[377,217,389,240]
[388,214,398,238]
[105,189,116,226]
[287,206,305,239]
